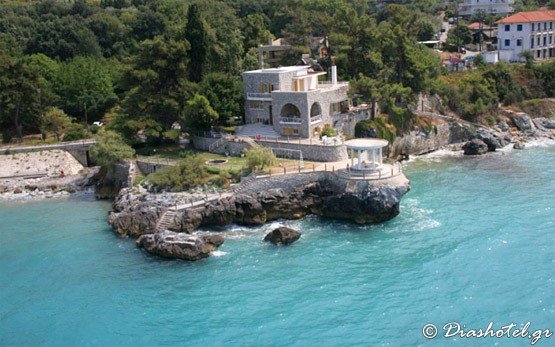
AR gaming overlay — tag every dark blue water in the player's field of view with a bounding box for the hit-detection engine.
[1,146,553,346]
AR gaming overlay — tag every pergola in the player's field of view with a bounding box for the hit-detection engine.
[344,138,389,172]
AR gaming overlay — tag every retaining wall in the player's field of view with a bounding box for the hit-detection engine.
[192,136,348,162]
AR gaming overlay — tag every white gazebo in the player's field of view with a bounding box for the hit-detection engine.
[344,138,389,172]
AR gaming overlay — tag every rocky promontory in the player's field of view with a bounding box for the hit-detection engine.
[109,171,410,260]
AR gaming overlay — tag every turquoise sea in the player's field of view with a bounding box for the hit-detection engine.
[1,145,554,346]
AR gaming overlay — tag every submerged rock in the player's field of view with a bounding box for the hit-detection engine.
[463,139,488,155]
[264,227,301,245]
[136,231,224,261]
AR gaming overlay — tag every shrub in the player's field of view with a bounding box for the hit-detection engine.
[320,127,337,138]
[90,130,135,167]
[2,129,12,144]
[63,123,89,141]
[244,146,277,170]
[205,166,221,175]
[146,155,207,192]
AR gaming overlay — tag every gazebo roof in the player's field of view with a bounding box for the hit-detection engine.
[345,138,388,150]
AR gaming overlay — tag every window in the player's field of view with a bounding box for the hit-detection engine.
[537,50,541,58]
[545,22,548,30]
[505,24,510,31]
[248,101,264,109]
[504,39,511,47]
[517,39,522,47]
[544,36,547,46]
[517,24,523,31]
[531,39,534,48]
[550,36,553,45]
[532,23,535,31]
[259,83,267,93]
[551,22,553,30]
[538,37,541,46]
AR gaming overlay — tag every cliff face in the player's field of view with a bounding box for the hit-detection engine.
[109,172,410,239]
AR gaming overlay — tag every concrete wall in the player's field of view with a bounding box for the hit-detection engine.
[136,160,172,176]
[192,136,348,162]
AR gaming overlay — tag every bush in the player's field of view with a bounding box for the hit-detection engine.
[210,171,231,188]
[90,130,135,166]
[205,166,221,175]
[320,127,337,138]
[146,155,207,192]
[2,129,12,144]
[354,116,397,143]
[179,149,195,158]
[63,123,89,141]
[244,146,277,170]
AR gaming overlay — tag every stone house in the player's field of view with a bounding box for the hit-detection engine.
[242,65,350,138]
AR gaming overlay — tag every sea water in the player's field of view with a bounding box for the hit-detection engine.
[1,146,553,346]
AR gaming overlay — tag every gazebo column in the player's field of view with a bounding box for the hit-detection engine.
[371,149,376,169]
[379,147,382,165]
[351,149,354,167]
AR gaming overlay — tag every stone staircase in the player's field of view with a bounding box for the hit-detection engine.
[236,124,280,138]
[232,172,258,194]
[156,209,178,231]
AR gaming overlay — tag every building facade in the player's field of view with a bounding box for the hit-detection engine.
[242,65,349,138]
[458,0,514,17]
[497,10,555,62]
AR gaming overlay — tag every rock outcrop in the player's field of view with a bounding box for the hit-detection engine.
[463,139,489,155]
[264,227,301,245]
[136,231,224,261]
[109,172,411,241]
[513,141,526,149]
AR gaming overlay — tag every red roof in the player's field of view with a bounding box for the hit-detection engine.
[468,22,493,30]
[496,10,555,24]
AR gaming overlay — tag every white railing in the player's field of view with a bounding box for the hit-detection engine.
[310,115,322,124]
[247,92,272,99]
[279,117,302,124]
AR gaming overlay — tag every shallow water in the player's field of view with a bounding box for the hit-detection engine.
[1,146,553,346]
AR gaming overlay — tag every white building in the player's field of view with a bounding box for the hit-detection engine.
[496,10,555,62]
[458,0,514,17]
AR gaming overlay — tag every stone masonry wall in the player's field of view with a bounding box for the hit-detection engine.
[192,136,348,162]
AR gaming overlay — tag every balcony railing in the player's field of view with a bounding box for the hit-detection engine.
[310,115,322,124]
[279,117,301,124]
[247,92,272,99]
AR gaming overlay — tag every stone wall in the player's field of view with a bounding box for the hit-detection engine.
[136,160,172,176]
[192,136,348,162]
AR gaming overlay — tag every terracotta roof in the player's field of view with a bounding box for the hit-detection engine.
[496,10,555,24]
[468,22,493,30]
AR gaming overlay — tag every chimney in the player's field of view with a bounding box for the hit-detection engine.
[331,65,337,85]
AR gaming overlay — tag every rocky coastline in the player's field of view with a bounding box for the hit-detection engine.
[109,172,410,260]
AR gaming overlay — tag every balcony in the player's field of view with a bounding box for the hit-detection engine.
[310,115,322,124]
[279,117,301,124]
[247,92,272,100]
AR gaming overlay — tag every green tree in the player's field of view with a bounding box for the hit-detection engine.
[446,24,473,51]
[121,35,192,138]
[26,15,102,60]
[242,13,273,52]
[42,107,73,141]
[54,56,117,124]
[199,73,244,125]
[181,94,218,132]
[244,146,277,170]
[0,55,45,139]
[185,4,208,83]
[90,130,135,167]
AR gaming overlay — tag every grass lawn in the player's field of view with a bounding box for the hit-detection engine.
[138,144,318,173]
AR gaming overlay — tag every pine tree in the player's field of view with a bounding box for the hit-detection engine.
[185,4,208,83]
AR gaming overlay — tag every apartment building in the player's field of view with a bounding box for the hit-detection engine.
[497,10,555,62]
